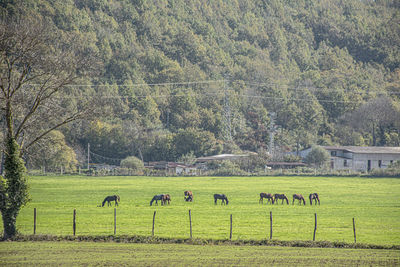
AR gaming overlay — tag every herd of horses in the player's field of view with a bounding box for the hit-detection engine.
[260,192,320,205]
[100,192,319,207]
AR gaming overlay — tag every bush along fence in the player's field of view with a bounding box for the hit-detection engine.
[30,208,358,244]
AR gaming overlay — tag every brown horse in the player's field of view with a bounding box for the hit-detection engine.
[184,191,193,202]
[101,195,120,207]
[309,193,320,205]
[292,194,306,205]
[162,194,171,205]
[259,193,274,204]
[273,194,289,204]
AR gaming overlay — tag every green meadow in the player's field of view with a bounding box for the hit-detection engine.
[8,175,400,245]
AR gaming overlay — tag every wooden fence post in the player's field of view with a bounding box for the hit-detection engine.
[270,211,272,240]
[73,209,76,236]
[33,208,36,235]
[152,211,156,236]
[230,214,233,240]
[313,213,317,241]
[114,208,116,235]
[353,218,356,243]
[189,209,192,238]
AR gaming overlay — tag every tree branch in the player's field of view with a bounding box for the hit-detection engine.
[22,111,85,153]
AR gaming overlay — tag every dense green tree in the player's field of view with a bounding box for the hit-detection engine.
[173,128,222,159]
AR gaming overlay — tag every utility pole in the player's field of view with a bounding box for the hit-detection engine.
[268,112,277,157]
[223,77,232,142]
[87,143,90,170]
[0,119,5,175]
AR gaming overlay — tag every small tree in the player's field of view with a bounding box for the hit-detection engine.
[120,156,144,172]
[305,145,330,168]
[177,151,196,165]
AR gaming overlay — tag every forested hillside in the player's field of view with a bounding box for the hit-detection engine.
[1,0,400,169]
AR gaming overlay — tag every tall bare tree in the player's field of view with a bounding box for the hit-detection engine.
[0,11,98,238]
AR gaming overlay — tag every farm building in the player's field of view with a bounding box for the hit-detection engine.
[196,153,253,163]
[299,146,400,171]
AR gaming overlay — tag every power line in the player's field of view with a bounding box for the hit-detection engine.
[26,79,399,94]
[89,150,124,162]
[28,79,226,88]
[25,79,399,105]
[50,91,390,104]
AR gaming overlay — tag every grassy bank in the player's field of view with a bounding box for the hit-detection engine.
[1,241,399,266]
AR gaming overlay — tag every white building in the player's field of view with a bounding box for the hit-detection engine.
[300,146,400,172]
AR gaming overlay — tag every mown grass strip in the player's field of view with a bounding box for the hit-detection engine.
[1,241,399,266]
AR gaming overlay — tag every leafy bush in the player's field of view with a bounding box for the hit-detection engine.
[120,156,144,172]
[305,145,330,168]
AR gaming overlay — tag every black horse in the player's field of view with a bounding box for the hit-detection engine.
[150,194,164,206]
[214,194,229,205]
[274,194,289,204]
[259,192,274,204]
[102,195,120,207]
[309,193,320,205]
[292,194,306,205]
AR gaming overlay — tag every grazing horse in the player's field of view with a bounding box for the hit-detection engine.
[309,193,320,205]
[184,191,193,202]
[102,195,120,207]
[162,194,171,205]
[292,194,306,205]
[150,194,164,206]
[259,193,274,204]
[214,194,229,205]
[273,194,289,205]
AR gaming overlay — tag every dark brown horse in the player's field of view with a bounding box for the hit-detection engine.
[184,191,193,202]
[259,192,274,204]
[273,194,289,204]
[162,194,171,205]
[292,194,306,205]
[102,195,120,207]
[214,194,229,205]
[309,193,320,205]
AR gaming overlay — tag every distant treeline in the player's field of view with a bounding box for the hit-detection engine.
[1,0,399,170]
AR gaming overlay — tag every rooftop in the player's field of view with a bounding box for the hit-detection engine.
[322,146,400,154]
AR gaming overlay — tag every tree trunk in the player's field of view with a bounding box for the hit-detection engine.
[1,209,18,239]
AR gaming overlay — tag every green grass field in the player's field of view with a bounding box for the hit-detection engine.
[7,175,400,245]
[1,241,399,266]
